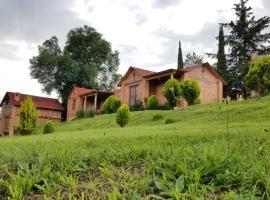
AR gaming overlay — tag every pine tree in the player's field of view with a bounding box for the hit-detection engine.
[177,41,184,69]
[217,25,227,82]
[224,0,270,95]
[17,97,38,135]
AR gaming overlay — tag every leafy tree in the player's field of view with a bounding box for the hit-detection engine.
[180,80,200,105]
[17,97,38,135]
[162,78,182,108]
[177,41,184,69]
[184,52,204,66]
[245,55,270,96]
[116,104,131,127]
[30,26,121,108]
[223,0,270,95]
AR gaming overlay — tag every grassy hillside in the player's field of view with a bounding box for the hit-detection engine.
[0,96,270,199]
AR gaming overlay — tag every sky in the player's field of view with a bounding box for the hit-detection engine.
[0,0,269,101]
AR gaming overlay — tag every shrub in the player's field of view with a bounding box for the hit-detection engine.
[156,103,172,110]
[245,55,270,96]
[104,95,121,114]
[147,95,159,110]
[162,78,182,108]
[76,109,95,118]
[43,120,55,134]
[116,104,131,127]
[130,99,144,111]
[194,98,201,104]
[76,109,85,118]
[165,118,176,124]
[180,79,200,105]
[153,113,163,121]
[17,97,38,135]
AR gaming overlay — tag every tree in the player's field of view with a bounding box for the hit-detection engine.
[217,25,227,81]
[162,78,182,108]
[180,80,200,105]
[17,97,38,135]
[177,41,184,69]
[223,0,270,95]
[245,55,270,96]
[184,52,204,66]
[30,26,121,108]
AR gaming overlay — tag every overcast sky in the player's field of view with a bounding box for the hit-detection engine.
[0,0,269,100]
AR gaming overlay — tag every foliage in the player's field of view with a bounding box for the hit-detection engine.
[17,97,38,135]
[184,52,204,66]
[180,80,200,105]
[43,120,55,134]
[130,99,144,111]
[116,104,130,127]
[177,41,184,69]
[153,113,164,121]
[223,0,270,95]
[156,103,172,110]
[30,26,121,107]
[147,95,159,110]
[162,78,182,108]
[194,98,201,105]
[76,109,95,119]
[165,118,176,124]
[1,96,270,198]
[245,55,270,96]
[104,95,121,114]
[217,25,228,84]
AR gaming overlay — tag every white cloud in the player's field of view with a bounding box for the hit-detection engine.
[0,0,268,101]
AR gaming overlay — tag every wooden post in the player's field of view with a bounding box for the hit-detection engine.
[84,97,87,110]
[170,73,173,78]
[94,93,97,112]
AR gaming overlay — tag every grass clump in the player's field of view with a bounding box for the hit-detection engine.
[76,109,95,119]
[165,118,176,124]
[153,113,163,121]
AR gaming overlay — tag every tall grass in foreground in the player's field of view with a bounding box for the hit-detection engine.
[0,96,270,199]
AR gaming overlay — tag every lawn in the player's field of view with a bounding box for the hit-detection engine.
[0,96,270,199]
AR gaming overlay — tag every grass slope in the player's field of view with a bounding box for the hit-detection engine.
[0,96,270,199]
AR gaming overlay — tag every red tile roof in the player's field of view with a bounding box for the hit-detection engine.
[131,67,154,77]
[73,87,92,95]
[0,92,64,111]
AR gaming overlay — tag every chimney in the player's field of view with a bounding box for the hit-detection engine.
[14,93,20,101]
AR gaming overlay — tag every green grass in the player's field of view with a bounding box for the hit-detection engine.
[1,96,270,199]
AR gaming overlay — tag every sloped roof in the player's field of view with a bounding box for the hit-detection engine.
[73,87,92,95]
[0,92,64,111]
[118,66,155,86]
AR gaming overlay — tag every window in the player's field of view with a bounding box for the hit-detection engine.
[72,99,76,111]
[129,85,138,106]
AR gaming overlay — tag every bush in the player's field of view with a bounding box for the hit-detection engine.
[165,118,176,124]
[153,113,163,121]
[116,104,131,127]
[147,95,159,110]
[17,97,38,135]
[130,99,144,111]
[162,78,182,108]
[76,109,95,118]
[180,79,200,105]
[76,109,85,118]
[104,95,121,114]
[156,103,172,110]
[245,55,270,96]
[194,98,201,104]
[43,120,55,134]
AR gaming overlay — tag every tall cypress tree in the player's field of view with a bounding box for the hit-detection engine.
[224,0,270,95]
[217,25,227,82]
[177,40,184,69]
